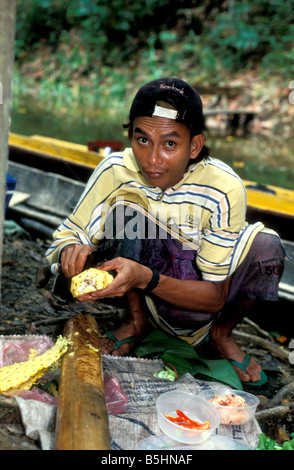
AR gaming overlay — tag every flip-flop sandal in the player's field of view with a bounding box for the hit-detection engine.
[229,352,267,387]
[104,331,137,351]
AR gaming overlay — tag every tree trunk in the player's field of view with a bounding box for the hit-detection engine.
[0,1,17,298]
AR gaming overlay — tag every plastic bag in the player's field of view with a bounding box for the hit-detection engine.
[104,372,128,415]
[15,388,58,406]
[0,335,54,367]
[0,335,59,405]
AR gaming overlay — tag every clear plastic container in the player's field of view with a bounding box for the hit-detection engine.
[156,390,220,444]
[199,387,259,425]
[134,434,252,450]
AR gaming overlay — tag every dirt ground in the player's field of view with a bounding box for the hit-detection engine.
[0,228,127,338]
[0,224,293,449]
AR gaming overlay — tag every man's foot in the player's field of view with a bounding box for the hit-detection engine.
[210,324,263,383]
[101,323,140,356]
[100,290,146,357]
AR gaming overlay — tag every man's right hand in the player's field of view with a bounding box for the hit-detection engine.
[60,244,94,278]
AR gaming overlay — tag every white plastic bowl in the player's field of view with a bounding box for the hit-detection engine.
[156,390,220,444]
[199,387,259,425]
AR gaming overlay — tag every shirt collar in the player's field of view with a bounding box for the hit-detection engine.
[122,147,141,172]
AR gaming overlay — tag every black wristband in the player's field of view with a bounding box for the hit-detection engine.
[143,267,160,292]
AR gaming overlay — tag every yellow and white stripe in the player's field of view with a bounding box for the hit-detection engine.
[46,148,267,281]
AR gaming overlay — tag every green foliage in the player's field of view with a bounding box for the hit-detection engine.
[15,0,71,55]
[15,0,294,75]
[256,433,294,450]
[203,0,294,74]
[134,330,243,389]
[12,0,294,120]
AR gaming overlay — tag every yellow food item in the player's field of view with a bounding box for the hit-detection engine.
[70,268,113,298]
[209,394,248,408]
[0,336,69,393]
[208,393,250,425]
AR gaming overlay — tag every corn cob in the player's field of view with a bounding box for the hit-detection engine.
[0,335,69,393]
[70,267,113,298]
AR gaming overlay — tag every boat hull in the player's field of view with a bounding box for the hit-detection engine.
[8,132,294,239]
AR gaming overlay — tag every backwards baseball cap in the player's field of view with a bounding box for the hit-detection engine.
[129,77,204,135]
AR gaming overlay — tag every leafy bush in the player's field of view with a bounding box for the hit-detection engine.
[204,0,294,74]
[14,0,294,77]
[15,0,71,56]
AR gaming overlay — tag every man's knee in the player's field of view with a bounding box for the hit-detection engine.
[226,231,285,304]
[252,232,285,259]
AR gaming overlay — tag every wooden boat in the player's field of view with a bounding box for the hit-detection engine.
[279,239,294,302]
[243,180,294,241]
[7,161,86,233]
[244,180,294,220]
[8,132,294,237]
[8,132,122,183]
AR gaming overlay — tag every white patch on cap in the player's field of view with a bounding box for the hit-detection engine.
[152,104,178,120]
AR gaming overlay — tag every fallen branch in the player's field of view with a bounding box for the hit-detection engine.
[243,317,275,343]
[232,330,289,361]
[32,308,124,327]
[269,381,294,407]
[32,316,72,326]
[256,403,294,422]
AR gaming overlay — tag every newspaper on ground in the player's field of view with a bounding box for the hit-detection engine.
[103,355,261,450]
[0,335,261,450]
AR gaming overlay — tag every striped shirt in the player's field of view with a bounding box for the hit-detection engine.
[46,148,267,281]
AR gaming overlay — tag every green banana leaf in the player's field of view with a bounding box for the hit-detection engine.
[160,352,211,377]
[134,330,243,390]
[193,358,243,389]
[135,329,201,359]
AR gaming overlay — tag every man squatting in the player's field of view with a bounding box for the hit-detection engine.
[46,78,286,387]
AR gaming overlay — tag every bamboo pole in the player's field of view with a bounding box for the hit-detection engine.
[55,314,111,450]
[0,0,17,299]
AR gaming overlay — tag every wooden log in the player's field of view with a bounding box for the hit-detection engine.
[232,330,290,361]
[269,381,294,407]
[55,314,111,450]
[256,404,294,422]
